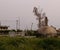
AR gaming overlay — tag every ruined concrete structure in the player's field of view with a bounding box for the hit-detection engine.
[33,7,57,37]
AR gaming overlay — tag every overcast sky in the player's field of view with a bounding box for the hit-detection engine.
[0,0,60,30]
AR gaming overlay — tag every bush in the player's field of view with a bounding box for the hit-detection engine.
[25,30,35,36]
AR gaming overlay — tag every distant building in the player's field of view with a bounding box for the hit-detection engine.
[0,26,8,30]
[0,26,9,35]
[56,28,60,37]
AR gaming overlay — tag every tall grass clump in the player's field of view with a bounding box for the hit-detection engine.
[0,36,60,50]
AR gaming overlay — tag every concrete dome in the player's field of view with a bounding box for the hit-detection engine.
[38,26,57,36]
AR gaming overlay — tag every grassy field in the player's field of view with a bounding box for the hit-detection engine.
[0,36,60,50]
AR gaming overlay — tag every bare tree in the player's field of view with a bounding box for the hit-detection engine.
[33,7,44,28]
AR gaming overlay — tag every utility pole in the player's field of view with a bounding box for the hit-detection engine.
[0,21,1,26]
[31,23,33,31]
[16,20,18,31]
[16,17,20,30]
[18,17,20,30]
